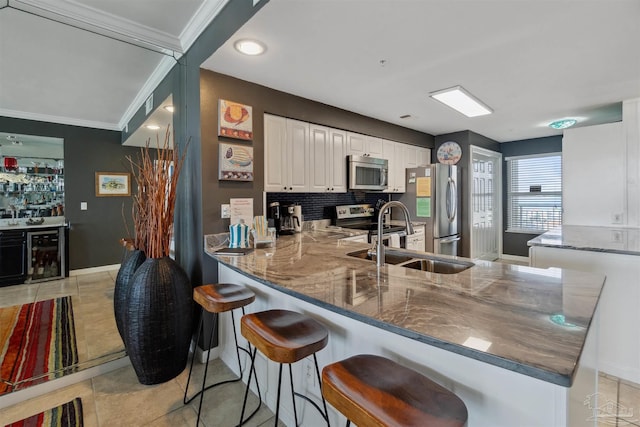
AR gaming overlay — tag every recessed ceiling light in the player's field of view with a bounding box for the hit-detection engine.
[234,39,266,56]
[164,105,175,113]
[548,119,577,130]
[145,125,160,130]
[429,85,492,117]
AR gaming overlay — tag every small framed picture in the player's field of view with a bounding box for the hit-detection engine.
[218,99,253,140]
[95,172,131,197]
[219,143,254,181]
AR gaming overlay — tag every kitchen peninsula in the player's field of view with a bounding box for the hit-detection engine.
[206,231,605,427]
[529,225,640,386]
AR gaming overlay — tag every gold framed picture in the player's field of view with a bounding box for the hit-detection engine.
[95,172,131,197]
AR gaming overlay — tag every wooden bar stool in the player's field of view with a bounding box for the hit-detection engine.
[183,283,260,426]
[238,309,331,427]
[322,354,468,427]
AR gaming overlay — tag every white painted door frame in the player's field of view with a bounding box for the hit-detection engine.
[469,145,503,260]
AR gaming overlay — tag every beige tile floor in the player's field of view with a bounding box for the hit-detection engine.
[2,268,639,426]
[0,356,280,426]
[0,268,127,384]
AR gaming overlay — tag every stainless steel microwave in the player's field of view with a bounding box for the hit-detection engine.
[348,155,388,191]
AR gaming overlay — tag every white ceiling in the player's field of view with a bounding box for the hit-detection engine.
[0,0,228,131]
[0,0,638,143]
[203,0,640,142]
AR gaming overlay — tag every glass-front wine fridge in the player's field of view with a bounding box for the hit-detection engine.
[26,228,65,282]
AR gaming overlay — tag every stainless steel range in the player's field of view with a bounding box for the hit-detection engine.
[334,204,406,247]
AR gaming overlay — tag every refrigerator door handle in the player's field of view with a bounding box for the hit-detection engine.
[439,236,461,244]
[446,177,457,222]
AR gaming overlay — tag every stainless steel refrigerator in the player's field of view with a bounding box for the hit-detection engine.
[395,164,460,256]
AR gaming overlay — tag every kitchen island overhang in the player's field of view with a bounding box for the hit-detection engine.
[205,231,605,426]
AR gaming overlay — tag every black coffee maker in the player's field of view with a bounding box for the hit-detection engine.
[268,202,281,236]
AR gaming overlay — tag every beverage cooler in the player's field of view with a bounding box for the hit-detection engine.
[27,228,65,282]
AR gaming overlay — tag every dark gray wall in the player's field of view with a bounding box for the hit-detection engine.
[500,135,563,256]
[434,131,500,257]
[0,116,139,269]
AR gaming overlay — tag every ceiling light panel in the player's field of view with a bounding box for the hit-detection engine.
[430,86,493,118]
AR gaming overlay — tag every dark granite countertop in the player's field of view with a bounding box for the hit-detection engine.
[205,231,605,387]
[528,225,640,256]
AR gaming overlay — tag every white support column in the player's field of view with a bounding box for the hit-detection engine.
[623,98,640,227]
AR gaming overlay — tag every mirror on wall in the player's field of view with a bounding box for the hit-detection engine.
[0,132,131,397]
[0,132,64,219]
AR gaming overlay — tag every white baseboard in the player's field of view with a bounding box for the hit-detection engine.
[188,339,221,364]
[0,356,131,410]
[499,254,530,264]
[69,264,120,276]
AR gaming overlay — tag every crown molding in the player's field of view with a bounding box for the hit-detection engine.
[0,108,121,131]
[179,0,230,52]
[118,56,178,131]
[9,0,182,54]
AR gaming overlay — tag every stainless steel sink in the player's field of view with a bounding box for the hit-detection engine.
[347,249,474,273]
[400,258,474,274]
[346,249,414,265]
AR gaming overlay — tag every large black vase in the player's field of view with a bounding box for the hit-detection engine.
[124,256,193,385]
[114,249,146,341]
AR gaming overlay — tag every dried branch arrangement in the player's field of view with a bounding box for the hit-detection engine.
[126,126,187,259]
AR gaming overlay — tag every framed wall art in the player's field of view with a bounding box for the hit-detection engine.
[219,143,254,181]
[95,172,130,196]
[218,99,253,140]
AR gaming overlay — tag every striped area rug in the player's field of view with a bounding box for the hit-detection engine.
[5,398,84,427]
[0,297,78,396]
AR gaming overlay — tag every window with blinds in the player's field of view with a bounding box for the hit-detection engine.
[506,153,562,233]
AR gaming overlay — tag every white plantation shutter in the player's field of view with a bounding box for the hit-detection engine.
[506,153,562,232]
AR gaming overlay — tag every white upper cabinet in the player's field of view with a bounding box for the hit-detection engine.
[329,128,347,192]
[382,139,405,193]
[366,136,383,157]
[264,114,288,192]
[417,147,431,166]
[309,125,347,193]
[309,124,330,192]
[347,133,383,157]
[287,119,310,192]
[404,144,418,169]
[265,113,426,194]
[264,114,309,192]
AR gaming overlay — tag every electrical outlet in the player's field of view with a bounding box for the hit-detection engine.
[221,204,231,218]
[80,202,87,211]
[612,230,623,243]
[612,213,623,224]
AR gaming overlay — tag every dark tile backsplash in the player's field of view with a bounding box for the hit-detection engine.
[266,192,389,221]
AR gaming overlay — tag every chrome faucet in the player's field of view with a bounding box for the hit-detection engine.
[375,201,414,267]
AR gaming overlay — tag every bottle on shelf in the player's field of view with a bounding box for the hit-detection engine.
[36,253,45,279]
[43,253,52,278]
[51,257,59,277]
